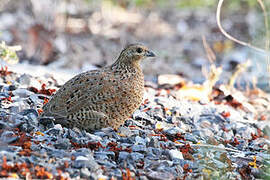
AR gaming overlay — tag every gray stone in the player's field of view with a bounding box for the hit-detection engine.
[149,137,159,148]
[184,133,198,143]
[135,136,147,145]
[132,145,147,152]
[119,151,129,161]
[29,94,39,104]
[165,127,184,136]
[156,160,173,171]
[130,152,144,161]
[118,127,132,137]
[17,74,31,86]
[85,133,103,141]
[237,126,256,139]
[54,138,71,149]
[73,155,100,171]
[46,127,62,136]
[133,110,155,125]
[94,151,115,160]
[12,89,34,97]
[80,167,91,178]
[168,149,183,160]
[147,171,174,180]
[8,84,17,91]
[0,151,17,161]
[0,131,18,144]
[96,160,117,168]
[72,148,92,157]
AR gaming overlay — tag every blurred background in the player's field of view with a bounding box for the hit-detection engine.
[0,0,270,87]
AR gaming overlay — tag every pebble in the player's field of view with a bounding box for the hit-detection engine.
[80,167,91,178]
[168,149,183,160]
[135,136,148,145]
[54,138,71,149]
[0,131,18,144]
[12,88,34,97]
[157,74,185,86]
[119,152,129,161]
[74,155,99,170]
[118,127,133,137]
[130,152,144,161]
[147,171,175,180]
[17,74,31,86]
[165,127,184,136]
[94,151,114,160]
[132,145,147,152]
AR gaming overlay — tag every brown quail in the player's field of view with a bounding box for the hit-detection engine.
[41,44,155,132]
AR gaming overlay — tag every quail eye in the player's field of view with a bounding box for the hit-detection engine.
[136,47,143,53]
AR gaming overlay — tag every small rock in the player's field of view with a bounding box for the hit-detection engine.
[85,133,103,141]
[119,152,129,161]
[135,136,147,145]
[39,117,54,128]
[147,171,174,180]
[158,74,185,86]
[118,127,132,137]
[12,89,34,98]
[165,127,184,136]
[74,156,90,168]
[96,160,117,168]
[29,94,40,104]
[17,74,31,86]
[132,145,147,152]
[236,126,256,139]
[8,84,17,91]
[149,137,159,148]
[54,138,71,149]
[184,134,198,143]
[130,152,144,161]
[0,131,18,144]
[168,149,183,160]
[94,151,115,160]
[133,110,155,125]
[73,155,100,171]
[46,127,62,136]
[0,121,8,129]
[80,167,91,178]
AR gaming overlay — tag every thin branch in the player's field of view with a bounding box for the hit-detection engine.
[202,35,216,64]
[191,144,242,153]
[216,0,267,54]
[257,0,270,53]
[228,59,251,89]
[257,0,270,74]
[176,143,242,153]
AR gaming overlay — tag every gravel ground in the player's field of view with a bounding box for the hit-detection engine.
[0,67,269,179]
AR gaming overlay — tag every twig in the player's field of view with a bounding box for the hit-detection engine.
[202,35,216,64]
[257,0,270,85]
[216,0,267,54]
[228,60,251,89]
[257,0,270,57]
[203,64,222,93]
[176,143,242,153]
[191,144,242,153]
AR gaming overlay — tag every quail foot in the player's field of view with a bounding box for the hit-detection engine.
[41,44,155,132]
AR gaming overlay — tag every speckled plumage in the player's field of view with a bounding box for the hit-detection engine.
[41,44,155,131]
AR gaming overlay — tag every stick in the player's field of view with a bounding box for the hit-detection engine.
[216,0,267,54]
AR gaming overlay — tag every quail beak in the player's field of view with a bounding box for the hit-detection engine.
[145,50,156,57]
